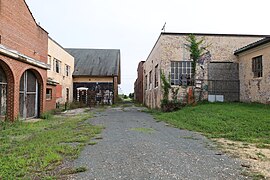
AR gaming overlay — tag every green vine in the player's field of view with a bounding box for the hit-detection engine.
[160,71,171,102]
[185,34,205,82]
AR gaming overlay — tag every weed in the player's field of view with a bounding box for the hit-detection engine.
[256,152,266,160]
[40,111,53,120]
[256,143,270,149]
[88,142,97,146]
[130,127,155,134]
[0,113,101,179]
[60,166,87,175]
[179,136,199,140]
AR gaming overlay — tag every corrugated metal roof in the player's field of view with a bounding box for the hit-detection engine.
[234,37,270,55]
[65,48,120,77]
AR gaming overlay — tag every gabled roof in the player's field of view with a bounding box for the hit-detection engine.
[234,37,270,55]
[23,0,48,34]
[65,48,120,77]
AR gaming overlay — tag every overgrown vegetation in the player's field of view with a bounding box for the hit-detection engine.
[184,34,207,103]
[154,102,270,144]
[0,113,102,179]
[160,71,184,112]
[67,101,88,110]
[185,34,205,80]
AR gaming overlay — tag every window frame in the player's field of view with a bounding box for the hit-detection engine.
[145,75,148,90]
[46,88,52,100]
[47,55,52,70]
[252,55,263,78]
[154,64,159,88]
[149,70,152,89]
[171,61,193,86]
[65,64,70,76]
[54,58,61,74]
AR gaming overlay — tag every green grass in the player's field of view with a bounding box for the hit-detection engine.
[0,113,102,179]
[130,127,155,134]
[154,102,270,144]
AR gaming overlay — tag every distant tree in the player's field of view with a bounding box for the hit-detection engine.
[123,95,128,99]
[129,93,134,99]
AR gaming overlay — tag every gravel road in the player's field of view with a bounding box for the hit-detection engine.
[69,106,248,180]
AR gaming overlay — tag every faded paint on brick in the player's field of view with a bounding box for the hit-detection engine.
[143,33,264,108]
[237,42,270,104]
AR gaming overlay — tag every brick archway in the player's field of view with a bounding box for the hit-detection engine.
[19,68,44,119]
[0,60,15,121]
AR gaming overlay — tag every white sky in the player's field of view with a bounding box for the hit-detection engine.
[26,0,270,94]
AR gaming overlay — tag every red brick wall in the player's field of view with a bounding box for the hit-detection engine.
[45,85,56,112]
[0,0,48,63]
[0,0,48,121]
[56,85,62,98]
[134,61,144,103]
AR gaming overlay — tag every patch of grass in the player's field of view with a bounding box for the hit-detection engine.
[154,102,270,144]
[134,103,144,107]
[256,143,270,149]
[179,136,199,140]
[96,106,107,112]
[95,136,103,140]
[130,127,155,134]
[88,142,97,146]
[0,113,102,179]
[68,102,87,110]
[60,166,87,175]
[40,111,54,120]
[256,152,266,160]
[241,171,265,180]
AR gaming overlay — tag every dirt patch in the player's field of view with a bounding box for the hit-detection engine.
[215,138,270,179]
[61,108,90,116]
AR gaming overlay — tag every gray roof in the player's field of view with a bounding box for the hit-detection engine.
[66,48,120,77]
[234,37,270,55]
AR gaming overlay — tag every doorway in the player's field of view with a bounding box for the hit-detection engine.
[19,70,39,119]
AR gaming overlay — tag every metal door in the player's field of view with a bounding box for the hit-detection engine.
[19,70,38,119]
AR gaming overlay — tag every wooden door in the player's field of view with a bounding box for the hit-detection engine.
[19,70,38,119]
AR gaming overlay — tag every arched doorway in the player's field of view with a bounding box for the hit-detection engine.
[19,70,39,119]
[0,66,7,119]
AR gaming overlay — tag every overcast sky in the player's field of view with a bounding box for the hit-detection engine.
[26,0,270,94]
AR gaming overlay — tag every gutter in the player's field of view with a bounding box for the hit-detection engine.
[0,45,50,70]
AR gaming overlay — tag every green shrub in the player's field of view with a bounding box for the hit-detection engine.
[40,111,53,120]
[161,100,185,112]
[68,101,87,110]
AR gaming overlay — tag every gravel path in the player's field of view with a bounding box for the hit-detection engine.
[69,106,248,180]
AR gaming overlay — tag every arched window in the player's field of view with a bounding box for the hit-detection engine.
[0,66,7,117]
[19,70,39,119]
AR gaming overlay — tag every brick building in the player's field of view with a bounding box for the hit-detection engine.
[235,38,270,104]
[0,0,50,120]
[139,32,267,108]
[47,37,74,106]
[134,61,145,103]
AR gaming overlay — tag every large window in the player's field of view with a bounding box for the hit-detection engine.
[149,71,152,89]
[155,64,159,87]
[54,58,61,73]
[171,61,193,86]
[65,64,70,76]
[145,75,148,90]
[252,56,263,78]
[47,55,52,70]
